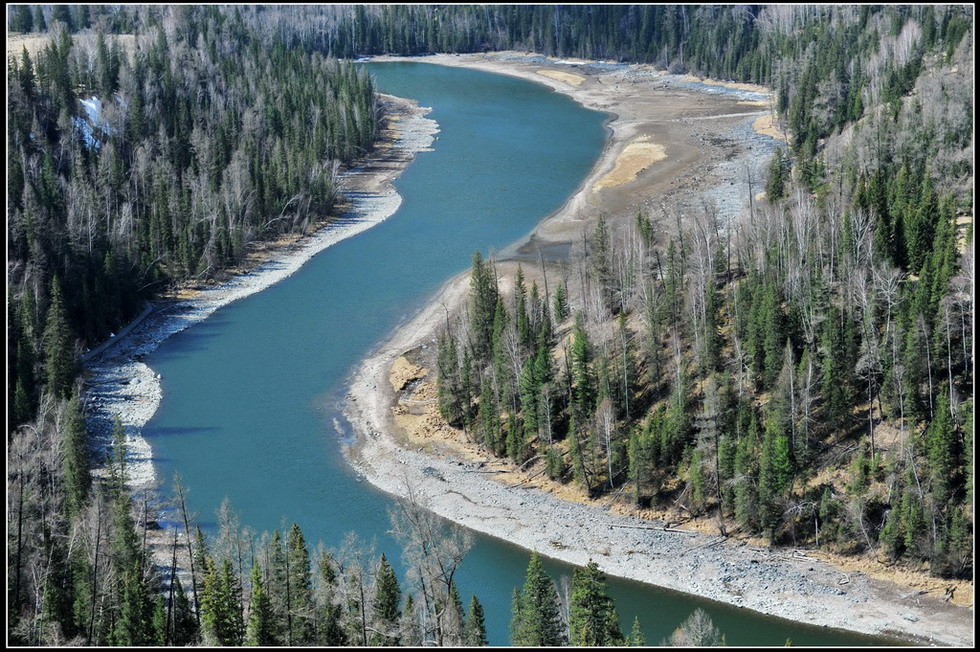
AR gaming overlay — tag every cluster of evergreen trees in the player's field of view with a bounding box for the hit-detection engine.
[8,5,377,430]
[248,4,770,82]
[9,4,137,34]
[434,5,972,577]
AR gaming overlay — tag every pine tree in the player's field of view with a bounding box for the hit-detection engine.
[371,553,401,645]
[34,5,47,32]
[926,388,958,508]
[766,147,786,201]
[63,392,91,519]
[200,558,245,646]
[114,561,154,646]
[246,563,278,646]
[629,616,646,646]
[315,551,347,646]
[553,282,570,323]
[568,561,623,646]
[43,278,76,399]
[286,523,314,644]
[734,409,760,531]
[172,578,199,646]
[436,330,465,426]
[464,594,488,646]
[511,551,565,646]
[470,252,499,362]
[570,314,595,418]
[12,4,33,32]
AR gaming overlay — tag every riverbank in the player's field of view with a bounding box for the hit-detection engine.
[82,93,437,533]
[343,53,973,646]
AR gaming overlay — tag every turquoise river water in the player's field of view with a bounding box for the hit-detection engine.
[144,62,890,646]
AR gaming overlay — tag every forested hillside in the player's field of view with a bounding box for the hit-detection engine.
[7,5,377,428]
[434,5,973,578]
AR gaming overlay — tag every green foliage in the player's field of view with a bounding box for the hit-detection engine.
[464,594,488,647]
[511,552,565,646]
[553,282,570,323]
[7,5,379,434]
[246,563,278,646]
[286,523,314,644]
[766,148,787,201]
[11,4,33,33]
[570,314,596,418]
[545,446,568,481]
[371,553,401,645]
[469,252,500,363]
[200,558,245,646]
[629,616,646,646]
[43,278,76,400]
[926,389,958,508]
[62,393,91,519]
[568,561,623,647]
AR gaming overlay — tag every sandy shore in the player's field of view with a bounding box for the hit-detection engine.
[343,53,973,646]
[83,94,438,492]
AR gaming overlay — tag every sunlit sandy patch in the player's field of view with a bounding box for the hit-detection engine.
[390,355,426,392]
[595,136,667,189]
[536,69,586,86]
[738,99,770,107]
[752,113,786,140]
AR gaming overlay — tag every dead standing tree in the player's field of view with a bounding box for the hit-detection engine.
[388,489,472,647]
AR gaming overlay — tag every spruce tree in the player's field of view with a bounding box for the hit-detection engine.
[34,5,47,32]
[12,4,33,33]
[371,553,401,645]
[470,252,499,362]
[286,523,314,644]
[172,578,199,646]
[200,558,244,646]
[246,563,278,646]
[766,147,786,201]
[926,388,957,508]
[63,392,91,519]
[464,594,488,646]
[568,561,623,646]
[553,282,569,323]
[43,278,76,399]
[114,561,154,646]
[629,616,646,646]
[511,551,565,646]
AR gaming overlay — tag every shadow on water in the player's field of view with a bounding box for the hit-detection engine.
[144,425,222,439]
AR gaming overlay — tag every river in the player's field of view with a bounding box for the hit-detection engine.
[143,62,889,646]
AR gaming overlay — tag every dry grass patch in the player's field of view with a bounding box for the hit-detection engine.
[7,32,137,59]
[753,113,786,140]
[536,69,586,86]
[596,136,667,190]
[817,551,974,608]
